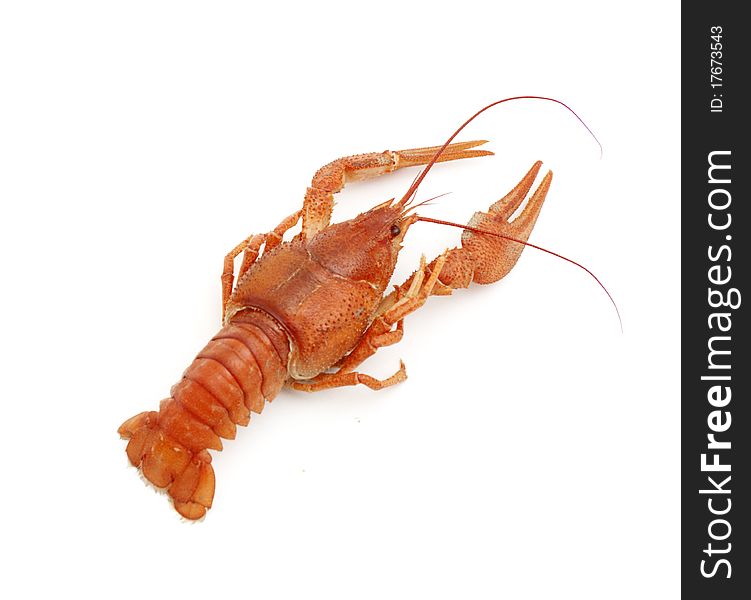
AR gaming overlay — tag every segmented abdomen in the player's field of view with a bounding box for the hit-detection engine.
[118,310,290,519]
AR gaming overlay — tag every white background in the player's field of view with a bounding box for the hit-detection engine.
[0,2,680,598]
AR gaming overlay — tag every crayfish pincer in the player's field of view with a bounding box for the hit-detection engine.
[119,97,614,520]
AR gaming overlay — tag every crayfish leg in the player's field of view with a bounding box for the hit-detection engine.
[287,254,448,393]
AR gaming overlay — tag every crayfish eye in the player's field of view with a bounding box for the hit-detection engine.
[390,223,401,237]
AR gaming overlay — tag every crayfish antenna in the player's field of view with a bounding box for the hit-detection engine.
[396,96,601,208]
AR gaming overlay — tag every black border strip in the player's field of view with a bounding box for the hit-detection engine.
[682,5,749,599]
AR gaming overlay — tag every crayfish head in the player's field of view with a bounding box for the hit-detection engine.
[307,199,417,293]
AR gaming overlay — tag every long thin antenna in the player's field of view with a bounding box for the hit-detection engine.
[397,96,601,207]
